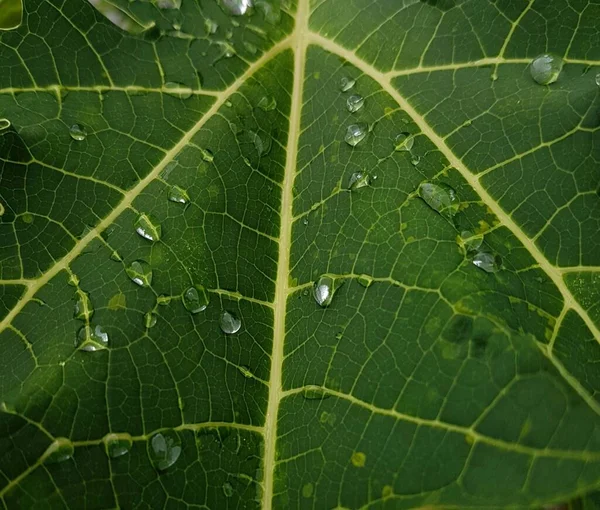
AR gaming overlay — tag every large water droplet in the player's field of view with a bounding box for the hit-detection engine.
[76,325,109,352]
[347,171,370,191]
[74,290,94,321]
[223,482,234,497]
[313,275,343,308]
[44,438,74,464]
[418,182,459,219]
[182,285,209,314]
[346,94,364,113]
[149,431,181,471]
[104,433,133,459]
[302,385,331,400]
[258,96,277,112]
[339,76,356,92]
[168,185,189,204]
[126,260,153,287]
[69,124,87,141]
[345,123,368,147]
[135,213,161,241]
[220,310,242,334]
[164,82,192,99]
[219,0,252,15]
[460,230,483,252]
[394,132,414,152]
[530,54,563,85]
[472,252,502,273]
[144,311,158,328]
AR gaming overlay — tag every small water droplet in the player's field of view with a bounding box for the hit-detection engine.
[76,325,109,352]
[313,275,343,308]
[220,310,242,334]
[149,431,182,471]
[418,182,459,219]
[302,385,331,400]
[258,95,277,111]
[104,433,133,458]
[219,0,252,15]
[135,213,161,241]
[394,132,414,152]
[74,290,94,321]
[335,332,343,340]
[243,41,258,54]
[156,0,181,8]
[110,250,123,262]
[144,312,157,328]
[339,76,356,92]
[164,82,192,99]
[472,252,502,273]
[302,217,309,226]
[168,185,189,204]
[205,18,218,34]
[157,295,172,306]
[460,230,483,252]
[344,123,367,147]
[346,94,364,113]
[255,0,281,24]
[126,260,153,287]
[223,482,234,497]
[182,285,209,313]
[530,54,563,85]
[347,171,370,191]
[69,124,87,141]
[200,148,214,162]
[357,274,373,288]
[250,130,272,156]
[238,365,254,378]
[410,154,421,166]
[44,438,74,464]
[595,72,600,87]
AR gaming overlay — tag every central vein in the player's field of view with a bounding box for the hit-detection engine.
[262,1,309,508]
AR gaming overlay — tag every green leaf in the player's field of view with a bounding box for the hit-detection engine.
[1,0,600,508]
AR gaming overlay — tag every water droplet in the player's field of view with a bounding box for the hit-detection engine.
[219,0,252,15]
[104,433,133,458]
[110,250,123,262]
[223,482,234,497]
[126,260,153,287]
[339,76,356,92]
[157,295,172,306]
[238,365,254,378]
[220,310,242,334]
[394,132,414,152]
[164,82,192,99]
[149,431,182,471]
[200,148,214,162]
[418,182,459,219]
[302,217,309,226]
[460,230,484,252]
[168,185,189,204]
[156,0,181,8]
[144,312,157,328]
[344,123,368,147]
[258,96,277,111]
[44,438,74,464]
[596,72,600,87]
[255,0,281,24]
[69,124,87,141]
[74,290,94,321]
[346,94,364,113]
[357,274,373,288]
[313,275,343,308]
[250,130,272,156]
[205,18,218,34]
[182,285,209,314]
[530,54,563,85]
[135,213,161,241]
[243,41,258,54]
[410,154,421,166]
[472,252,502,273]
[302,385,331,400]
[76,325,109,352]
[347,171,370,191]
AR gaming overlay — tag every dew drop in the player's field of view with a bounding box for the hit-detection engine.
[200,148,214,162]
[73,290,94,321]
[472,252,502,273]
[204,18,219,34]
[69,124,87,141]
[168,185,189,204]
[460,230,483,252]
[255,0,281,24]
[238,365,254,378]
[44,438,74,464]
[126,260,153,287]
[157,0,181,8]
[302,217,309,226]
[596,72,600,87]
[302,385,331,400]
[110,250,123,262]
[394,132,414,152]
[339,76,356,92]
[258,95,277,111]
[346,94,364,113]
[250,130,272,156]
[220,310,242,334]
[530,54,563,85]
[357,274,373,288]
[104,433,133,459]
[149,431,182,471]
[76,325,109,352]
[313,275,343,308]
[347,171,370,191]
[243,41,258,54]
[144,311,157,328]
[410,154,421,166]
[219,0,252,15]
[135,213,162,241]
[164,82,192,99]
[344,123,368,147]
[223,482,234,497]
[418,182,459,219]
[157,294,172,306]
[182,285,209,314]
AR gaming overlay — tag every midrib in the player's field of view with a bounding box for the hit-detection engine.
[261,1,310,508]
